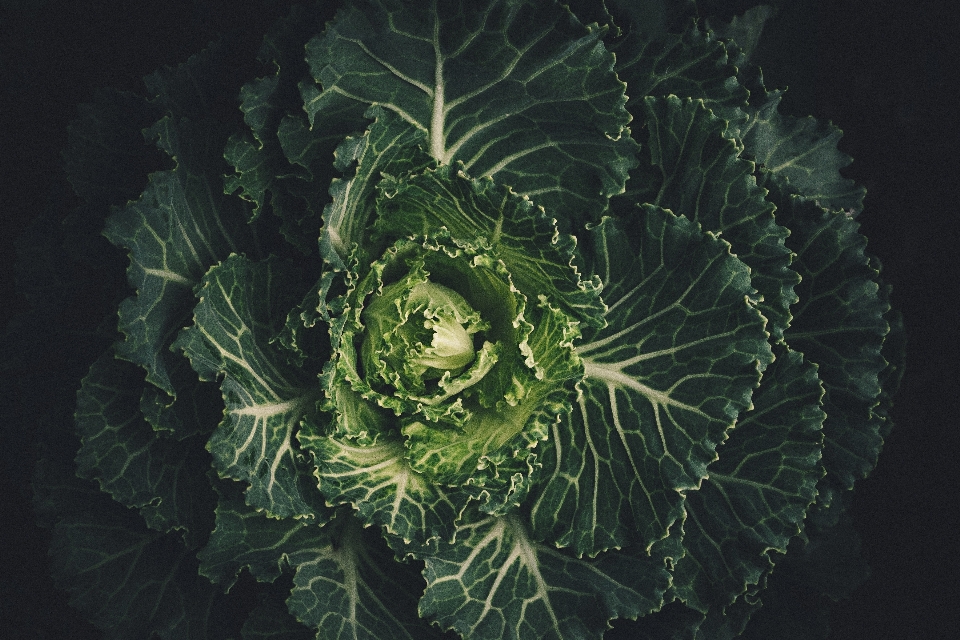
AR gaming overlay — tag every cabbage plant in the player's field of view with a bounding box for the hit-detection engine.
[35,1,903,638]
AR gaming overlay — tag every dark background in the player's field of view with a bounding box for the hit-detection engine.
[2,0,956,638]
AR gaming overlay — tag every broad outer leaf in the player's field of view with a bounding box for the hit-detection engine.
[198,477,330,589]
[418,512,671,640]
[75,349,216,547]
[705,5,776,63]
[736,90,866,214]
[600,0,697,41]
[740,513,870,640]
[612,18,864,215]
[34,459,233,640]
[138,353,224,441]
[305,0,637,224]
[774,186,892,496]
[624,96,797,339]
[105,141,256,396]
[173,254,326,519]
[672,347,824,614]
[285,512,446,639]
[300,425,466,546]
[530,209,772,556]
[225,3,370,254]
[104,44,261,397]
[613,24,747,114]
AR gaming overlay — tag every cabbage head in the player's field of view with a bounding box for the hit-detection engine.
[34,1,903,638]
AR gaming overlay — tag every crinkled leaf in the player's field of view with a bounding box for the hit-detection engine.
[705,5,776,63]
[736,90,866,213]
[613,14,864,216]
[225,4,369,253]
[104,115,258,396]
[375,165,605,327]
[138,353,224,440]
[612,24,747,113]
[774,184,891,496]
[275,270,344,372]
[320,105,432,269]
[305,0,636,224]
[173,254,327,519]
[530,209,772,556]
[75,349,216,547]
[34,459,233,640]
[418,512,672,640]
[600,0,696,40]
[402,294,583,515]
[103,44,270,396]
[198,477,330,589]
[300,425,466,546]
[672,347,824,613]
[876,302,906,440]
[285,512,446,639]
[325,228,582,514]
[223,75,282,223]
[143,41,250,125]
[621,96,797,338]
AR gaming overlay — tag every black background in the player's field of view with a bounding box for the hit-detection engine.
[2,1,957,638]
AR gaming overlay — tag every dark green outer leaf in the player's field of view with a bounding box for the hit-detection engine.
[104,42,268,397]
[225,3,371,254]
[740,512,869,640]
[142,41,250,126]
[285,513,448,639]
[75,349,216,548]
[104,115,258,397]
[876,302,906,440]
[612,18,864,214]
[613,24,747,113]
[62,88,161,209]
[305,0,637,224]
[773,185,891,495]
[173,254,328,519]
[197,476,330,589]
[705,5,776,63]
[735,90,866,214]
[621,95,797,339]
[671,347,824,614]
[33,459,233,640]
[601,0,696,40]
[301,425,467,546]
[418,512,672,640]
[530,208,772,556]
[138,353,224,440]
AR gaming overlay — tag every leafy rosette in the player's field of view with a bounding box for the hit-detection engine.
[27,1,904,639]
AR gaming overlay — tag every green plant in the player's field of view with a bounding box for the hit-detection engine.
[31,1,903,638]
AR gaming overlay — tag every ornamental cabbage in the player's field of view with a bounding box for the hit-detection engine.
[33,1,903,638]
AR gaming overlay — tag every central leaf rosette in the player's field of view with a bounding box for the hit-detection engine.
[301,167,601,530]
[359,260,502,410]
[331,233,578,497]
